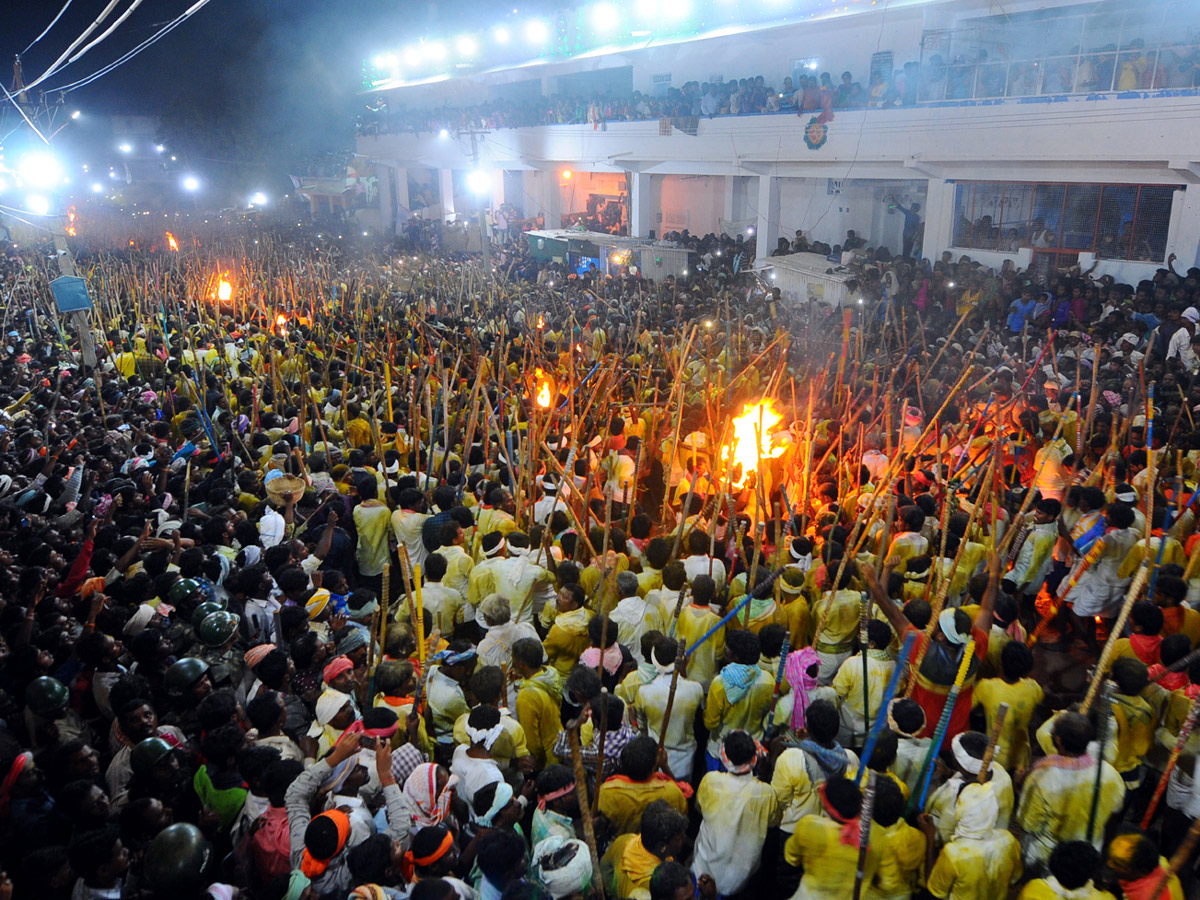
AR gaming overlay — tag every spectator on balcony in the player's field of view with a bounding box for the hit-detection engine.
[866,71,894,107]
[779,76,798,108]
[834,71,864,107]
[700,84,719,117]
[799,75,821,112]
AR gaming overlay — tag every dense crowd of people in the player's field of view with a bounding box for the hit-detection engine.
[357,33,1200,138]
[3,210,1200,900]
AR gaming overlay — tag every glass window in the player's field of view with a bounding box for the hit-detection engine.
[953,180,1177,261]
[1131,186,1175,261]
[1031,185,1065,248]
[1061,185,1102,249]
[1096,185,1138,259]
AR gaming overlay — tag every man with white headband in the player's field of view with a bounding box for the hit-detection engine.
[631,636,703,780]
[926,731,1014,847]
[691,730,780,897]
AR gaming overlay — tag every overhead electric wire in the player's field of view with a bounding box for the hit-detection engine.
[20,0,76,56]
[22,0,126,92]
[45,0,215,95]
[0,83,51,145]
[66,0,147,72]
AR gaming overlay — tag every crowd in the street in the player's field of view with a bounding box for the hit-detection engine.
[2,212,1200,900]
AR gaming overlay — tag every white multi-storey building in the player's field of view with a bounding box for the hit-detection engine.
[357,0,1200,282]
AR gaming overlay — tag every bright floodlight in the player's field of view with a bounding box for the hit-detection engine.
[373,53,399,68]
[423,41,446,61]
[26,195,50,216]
[524,19,549,43]
[91,183,103,193]
[403,45,422,66]
[455,35,478,57]
[119,143,132,153]
[250,191,268,206]
[493,26,510,44]
[590,2,620,32]
[182,174,200,191]
[438,128,450,139]
[70,110,81,119]
[18,152,63,188]
[155,144,165,152]
[466,170,492,194]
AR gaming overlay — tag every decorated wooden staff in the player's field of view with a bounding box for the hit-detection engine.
[852,771,877,900]
[978,702,1008,783]
[1141,692,1200,828]
[855,631,918,788]
[1150,814,1200,899]
[909,639,977,815]
[1081,564,1152,714]
[656,635,688,756]
[566,724,606,900]
[1086,680,1115,843]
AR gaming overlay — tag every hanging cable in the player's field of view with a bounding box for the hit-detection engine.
[21,0,75,56]
[22,0,125,92]
[48,0,215,95]
[66,0,147,70]
[0,83,51,145]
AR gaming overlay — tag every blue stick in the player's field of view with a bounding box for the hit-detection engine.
[685,593,753,657]
[855,631,917,787]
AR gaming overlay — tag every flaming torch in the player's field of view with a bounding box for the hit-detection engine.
[535,368,552,409]
[217,278,232,302]
[722,400,786,487]
[165,232,180,252]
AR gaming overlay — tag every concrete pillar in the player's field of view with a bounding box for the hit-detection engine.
[377,166,395,234]
[438,168,456,219]
[1168,186,1200,269]
[920,177,957,263]
[394,166,411,215]
[630,172,654,239]
[541,169,562,229]
[755,174,779,261]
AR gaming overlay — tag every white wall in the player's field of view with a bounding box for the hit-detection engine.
[660,175,723,235]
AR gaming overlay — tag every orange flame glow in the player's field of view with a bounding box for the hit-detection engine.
[275,314,287,328]
[537,315,545,329]
[722,400,786,487]
[217,279,232,302]
[166,232,179,252]
[535,368,552,408]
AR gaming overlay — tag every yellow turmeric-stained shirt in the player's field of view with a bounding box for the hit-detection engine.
[865,818,926,900]
[973,676,1044,772]
[784,814,881,900]
[927,832,1022,900]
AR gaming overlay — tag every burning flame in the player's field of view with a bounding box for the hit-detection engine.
[275,314,287,328]
[535,368,551,408]
[723,400,786,487]
[537,315,545,330]
[217,278,232,301]
[166,232,179,252]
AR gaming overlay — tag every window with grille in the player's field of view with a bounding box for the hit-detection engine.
[952,180,1178,262]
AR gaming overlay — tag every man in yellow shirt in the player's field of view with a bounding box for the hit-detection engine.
[596,735,688,837]
[866,777,928,900]
[972,640,1044,772]
[703,630,774,767]
[813,561,865,684]
[673,574,723,695]
[832,619,895,746]
[1109,657,1156,785]
[604,799,687,900]
[512,637,563,769]
[1018,841,1116,900]
[543,584,591,676]
[782,776,881,900]
[351,477,392,590]
[1016,712,1125,868]
[927,782,1022,900]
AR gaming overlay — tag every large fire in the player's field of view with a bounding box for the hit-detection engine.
[165,232,179,252]
[534,368,552,408]
[723,400,786,487]
[217,278,232,301]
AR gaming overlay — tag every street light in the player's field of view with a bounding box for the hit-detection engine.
[118,143,132,154]
[250,191,268,206]
[466,170,491,194]
[18,152,63,188]
[182,175,200,191]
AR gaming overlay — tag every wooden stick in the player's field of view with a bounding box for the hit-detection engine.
[566,725,606,900]
[978,702,1008,783]
[1141,692,1200,827]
